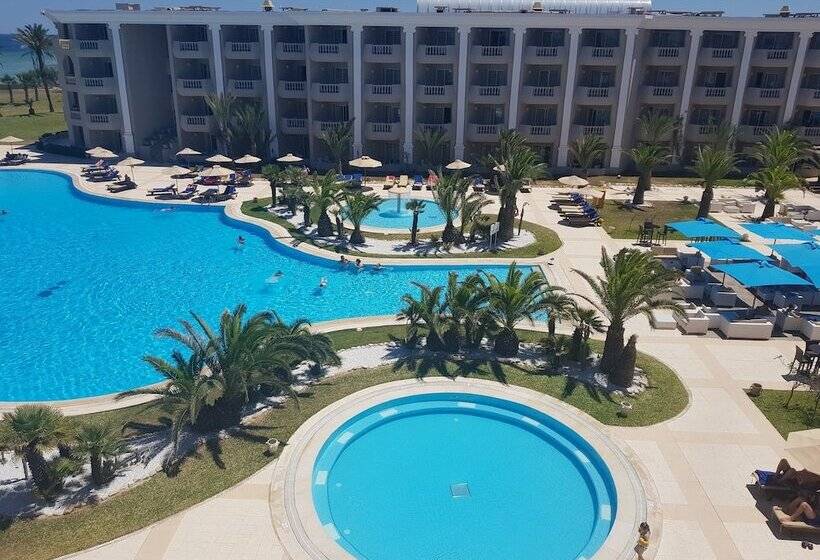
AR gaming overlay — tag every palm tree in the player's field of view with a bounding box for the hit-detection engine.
[572,307,605,344]
[445,272,488,349]
[318,121,353,173]
[414,127,449,167]
[432,170,469,243]
[481,263,568,357]
[15,24,54,112]
[488,131,545,242]
[691,145,738,219]
[637,110,681,146]
[458,191,491,241]
[406,199,426,245]
[1,405,68,499]
[231,102,271,158]
[398,282,449,350]
[744,165,802,220]
[260,164,282,206]
[74,420,129,485]
[569,134,608,178]
[309,172,343,237]
[16,70,34,104]
[629,144,671,206]
[24,69,40,101]
[341,192,380,245]
[205,93,237,154]
[751,127,813,171]
[573,248,682,386]
[1,74,15,103]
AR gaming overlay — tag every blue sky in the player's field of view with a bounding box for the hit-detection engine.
[2,0,818,34]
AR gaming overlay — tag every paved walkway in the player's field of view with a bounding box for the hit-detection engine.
[5,155,820,559]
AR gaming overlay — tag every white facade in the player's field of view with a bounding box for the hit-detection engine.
[47,6,820,170]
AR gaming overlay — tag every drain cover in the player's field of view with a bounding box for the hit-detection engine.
[450,483,470,498]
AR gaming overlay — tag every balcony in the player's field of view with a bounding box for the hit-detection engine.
[517,124,558,142]
[641,85,680,102]
[69,109,82,121]
[416,44,457,64]
[467,123,501,142]
[523,45,565,64]
[85,113,121,130]
[744,87,784,105]
[469,85,509,103]
[699,47,739,65]
[173,41,210,59]
[228,79,263,97]
[365,122,402,141]
[277,80,306,99]
[364,84,402,103]
[74,39,113,56]
[64,75,78,87]
[276,42,305,60]
[750,49,792,66]
[415,84,456,103]
[314,120,348,135]
[521,85,558,103]
[470,45,511,63]
[363,44,402,64]
[645,46,684,65]
[311,82,351,102]
[807,49,820,67]
[797,88,820,106]
[579,46,623,64]
[309,43,351,62]
[180,115,213,133]
[737,124,776,142]
[176,78,214,96]
[685,124,719,142]
[575,86,613,104]
[81,76,116,93]
[280,117,308,135]
[224,41,260,59]
[572,124,611,138]
[418,122,454,137]
[797,126,820,140]
[691,86,730,104]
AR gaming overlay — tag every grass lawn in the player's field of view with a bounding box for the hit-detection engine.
[749,389,820,438]
[0,326,686,559]
[0,88,65,142]
[536,175,743,189]
[598,199,699,240]
[242,198,562,258]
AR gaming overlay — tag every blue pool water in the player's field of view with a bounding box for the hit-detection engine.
[360,197,448,229]
[313,393,616,560]
[0,171,511,401]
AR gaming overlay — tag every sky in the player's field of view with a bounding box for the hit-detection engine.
[1,0,818,34]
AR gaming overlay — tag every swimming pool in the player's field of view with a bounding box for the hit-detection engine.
[0,170,512,401]
[312,392,616,560]
[360,197,449,230]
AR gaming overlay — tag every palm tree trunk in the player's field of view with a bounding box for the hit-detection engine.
[632,171,651,205]
[6,86,12,104]
[697,183,714,219]
[335,215,345,239]
[548,316,557,338]
[497,196,517,242]
[37,53,54,113]
[760,197,777,220]
[33,83,39,101]
[442,219,457,243]
[268,182,277,205]
[350,225,365,245]
[410,213,419,245]
[90,453,103,485]
[493,328,520,357]
[600,319,625,376]
[317,211,334,237]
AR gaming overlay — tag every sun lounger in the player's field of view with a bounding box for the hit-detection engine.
[426,174,438,190]
[752,470,802,499]
[398,175,409,188]
[384,175,396,189]
[148,184,175,196]
[89,171,120,182]
[82,160,105,172]
[106,182,136,193]
[412,175,424,190]
[773,505,820,538]
[520,179,532,193]
[471,177,485,192]
[563,213,600,227]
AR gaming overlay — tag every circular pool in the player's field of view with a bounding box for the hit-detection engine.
[360,197,450,230]
[310,392,617,560]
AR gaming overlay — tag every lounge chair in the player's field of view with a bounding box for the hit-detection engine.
[412,175,424,190]
[89,170,120,182]
[383,175,396,189]
[106,182,136,193]
[148,184,175,196]
[772,505,820,538]
[196,188,218,202]
[398,175,409,188]
[82,160,105,173]
[520,179,532,193]
[472,177,485,192]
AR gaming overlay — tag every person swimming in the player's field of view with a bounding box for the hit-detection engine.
[319,277,328,288]
[375,263,384,271]
[355,258,364,270]
[237,236,246,245]
[274,270,283,277]
[340,255,348,266]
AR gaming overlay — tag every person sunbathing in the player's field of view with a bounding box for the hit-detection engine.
[775,494,820,525]
[773,459,820,491]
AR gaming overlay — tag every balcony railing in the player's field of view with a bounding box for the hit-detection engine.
[710,48,735,59]
[369,84,395,95]
[591,47,614,58]
[425,45,449,56]
[799,126,820,139]
[474,124,499,134]
[69,110,81,121]
[582,125,606,136]
[233,80,257,90]
[534,46,558,57]
[656,47,680,58]
[697,125,718,136]
[88,113,115,123]
[370,44,395,56]
[372,122,394,132]
[586,87,611,98]
[185,115,208,125]
[178,41,202,53]
[78,40,103,51]
[64,76,77,86]
[650,86,675,97]
[704,87,728,98]
[282,81,305,92]
[477,86,502,96]
[530,86,555,97]
[282,117,307,131]
[83,77,109,88]
[764,49,789,60]
[229,42,253,53]
[527,125,553,136]
[180,78,208,89]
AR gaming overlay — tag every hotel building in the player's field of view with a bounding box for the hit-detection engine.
[46,1,820,170]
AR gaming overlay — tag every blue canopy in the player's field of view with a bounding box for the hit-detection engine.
[741,222,818,242]
[770,242,820,266]
[711,262,813,288]
[800,266,820,289]
[689,240,767,262]
[666,219,740,240]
